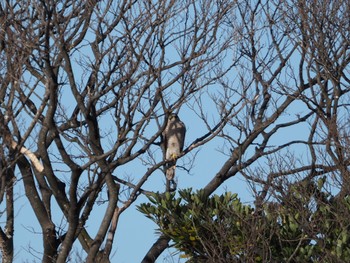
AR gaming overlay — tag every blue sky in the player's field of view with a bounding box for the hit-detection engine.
[11,96,308,262]
[11,87,263,262]
[11,121,241,262]
[3,1,318,262]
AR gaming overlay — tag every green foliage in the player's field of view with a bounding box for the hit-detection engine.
[138,189,257,262]
[138,186,350,262]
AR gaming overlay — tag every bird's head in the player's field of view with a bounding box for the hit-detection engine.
[168,113,178,121]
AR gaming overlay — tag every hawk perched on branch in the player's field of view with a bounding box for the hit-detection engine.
[163,113,186,181]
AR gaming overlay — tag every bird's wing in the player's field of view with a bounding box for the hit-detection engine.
[178,120,186,151]
[162,124,169,152]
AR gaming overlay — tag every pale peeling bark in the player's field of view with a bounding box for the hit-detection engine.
[11,141,44,172]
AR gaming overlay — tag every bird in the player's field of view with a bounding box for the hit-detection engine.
[162,113,186,181]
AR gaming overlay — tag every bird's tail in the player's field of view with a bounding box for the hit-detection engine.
[165,162,176,180]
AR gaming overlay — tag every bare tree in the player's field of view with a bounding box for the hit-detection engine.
[0,0,237,262]
[143,0,350,261]
[1,0,350,262]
